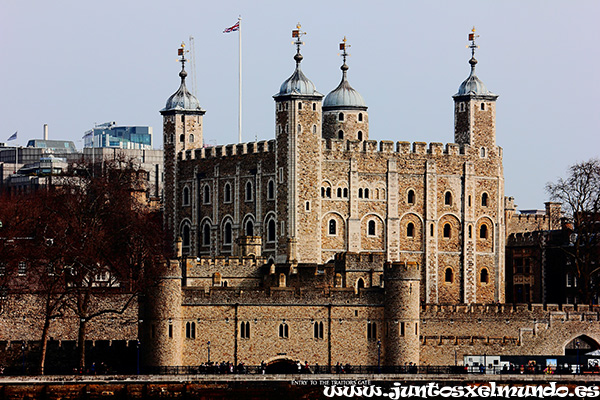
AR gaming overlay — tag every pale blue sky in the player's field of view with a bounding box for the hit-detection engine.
[1,0,598,209]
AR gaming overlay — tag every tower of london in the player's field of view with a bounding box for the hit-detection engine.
[145,26,600,369]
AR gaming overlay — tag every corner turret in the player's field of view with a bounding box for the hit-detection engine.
[273,24,324,265]
[384,261,421,366]
[453,28,498,150]
[323,37,368,142]
[162,42,206,254]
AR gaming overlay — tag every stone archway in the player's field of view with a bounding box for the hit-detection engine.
[564,335,600,356]
[265,357,298,374]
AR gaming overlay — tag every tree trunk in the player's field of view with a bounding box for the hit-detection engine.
[39,316,51,375]
[77,318,87,372]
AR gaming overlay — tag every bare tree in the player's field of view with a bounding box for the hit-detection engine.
[546,158,600,304]
[0,156,164,373]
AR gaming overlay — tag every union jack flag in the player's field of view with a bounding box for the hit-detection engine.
[223,21,239,33]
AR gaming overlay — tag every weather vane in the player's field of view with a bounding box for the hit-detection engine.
[177,41,188,68]
[339,36,351,64]
[467,26,480,58]
[292,23,306,53]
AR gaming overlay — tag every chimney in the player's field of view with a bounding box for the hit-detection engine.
[43,124,48,140]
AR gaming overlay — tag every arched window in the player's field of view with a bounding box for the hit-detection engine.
[443,223,451,238]
[203,223,211,246]
[358,188,363,198]
[298,102,302,110]
[480,224,488,239]
[338,112,344,121]
[364,188,370,199]
[245,181,253,201]
[343,188,348,198]
[279,273,286,287]
[358,113,363,122]
[407,189,415,204]
[338,130,344,139]
[481,102,485,111]
[267,219,276,242]
[480,147,486,157]
[312,125,317,134]
[224,222,232,245]
[245,220,254,236]
[189,134,194,142]
[367,321,377,340]
[444,191,452,205]
[314,321,324,339]
[297,124,301,133]
[224,183,232,203]
[203,185,210,204]
[357,278,365,290]
[329,219,337,235]
[268,180,275,200]
[182,186,190,206]
[240,321,250,339]
[279,323,289,338]
[357,131,363,141]
[368,220,376,236]
[312,103,316,111]
[481,193,488,207]
[182,224,190,248]
[468,225,472,239]
[185,322,196,339]
[407,222,414,238]
[445,268,454,283]
[480,268,489,284]
[179,134,185,143]
[337,188,342,198]
[326,187,331,198]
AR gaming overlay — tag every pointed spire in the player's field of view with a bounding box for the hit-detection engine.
[323,36,366,110]
[275,23,321,97]
[454,27,497,98]
[161,41,204,112]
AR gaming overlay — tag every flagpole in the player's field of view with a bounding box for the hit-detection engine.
[238,16,242,144]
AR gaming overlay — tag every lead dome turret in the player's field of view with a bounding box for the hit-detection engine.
[162,67,204,112]
[322,37,368,142]
[323,63,367,110]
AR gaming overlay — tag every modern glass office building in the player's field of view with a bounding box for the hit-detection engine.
[83,122,153,149]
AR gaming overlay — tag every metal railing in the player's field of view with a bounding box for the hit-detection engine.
[2,364,598,377]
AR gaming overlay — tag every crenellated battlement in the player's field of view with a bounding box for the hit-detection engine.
[421,302,600,320]
[507,231,545,245]
[178,139,276,161]
[384,260,421,281]
[182,284,383,304]
[323,138,475,158]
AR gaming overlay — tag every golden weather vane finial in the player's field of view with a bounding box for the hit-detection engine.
[291,23,307,57]
[339,36,351,64]
[467,26,480,58]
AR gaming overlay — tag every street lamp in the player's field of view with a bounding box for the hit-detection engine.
[136,340,140,375]
[576,340,580,374]
[21,342,25,375]
[377,340,381,374]
[207,341,211,363]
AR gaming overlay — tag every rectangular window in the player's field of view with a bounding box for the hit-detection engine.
[168,324,173,338]
[279,168,284,183]
[280,221,285,237]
